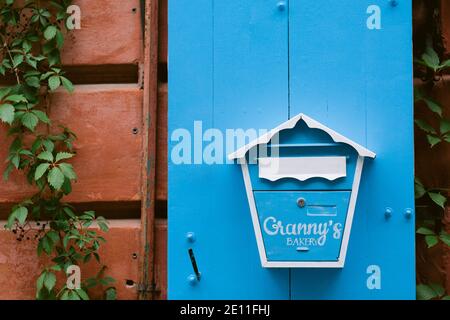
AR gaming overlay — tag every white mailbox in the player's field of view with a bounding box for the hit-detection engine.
[228,113,376,268]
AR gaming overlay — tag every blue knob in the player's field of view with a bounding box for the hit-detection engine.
[277,1,286,11]
[404,208,413,219]
[384,207,393,219]
[186,232,196,243]
[187,274,198,286]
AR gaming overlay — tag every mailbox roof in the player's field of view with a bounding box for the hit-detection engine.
[228,113,376,160]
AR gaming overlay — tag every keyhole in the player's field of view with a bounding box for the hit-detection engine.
[297,198,306,208]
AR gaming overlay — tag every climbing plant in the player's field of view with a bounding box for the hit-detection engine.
[0,0,115,300]
[414,37,450,300]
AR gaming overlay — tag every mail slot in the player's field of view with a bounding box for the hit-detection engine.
[228,113,376,268]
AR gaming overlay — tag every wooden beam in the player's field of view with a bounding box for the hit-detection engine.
[139,0,159,300]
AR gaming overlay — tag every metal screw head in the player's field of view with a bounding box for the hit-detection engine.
[187,274,198,286]
[186,232,196,243]
[297,198,306,208]
[404,208,413,219]
[277,1,286,11]
[389,0,398,7]
[385,207,393,219]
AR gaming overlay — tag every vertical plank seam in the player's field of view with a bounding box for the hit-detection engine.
[287,0,291,120]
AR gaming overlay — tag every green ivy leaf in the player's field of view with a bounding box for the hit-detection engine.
[98,221,109,232]
[10,154,20,169]
[55,152,74,163]
[37,151,54,162]
[25,76,41,88]
[13,54,24,68]
[48,75,61,91]
[60,76,74,93]
[21,112,39,131]
[41,236,52,255]
[42,139,55,153]
[416,227,435,236]
[415,119,436,134]
[55,30,64,49]
[68,290,81,300]
[13,206,28,225]
[32,110,50,124]
[422,46,440,71]
[60,290,70,300]
[427,135,441,147]
[61,178,72,195]
[47,230,59,243]
[439,232,450,247]
[44,272,56,291]
[440,119,450,135]
[425,235,439,248]
[423,98,443,117]
[105,287,117,300]
[417,283,441,300]
[59,163,77,180]
[76,289,90,301]
[3,163,14,181]
[48,167,64,190]
[428,192,447,209]
[0,88,11,100]
[414,178,426,199]
[5,94,27,103]
[34,163,51,181]
[44,25,57,40]
[36,272,47,293]
[0,103,15,124]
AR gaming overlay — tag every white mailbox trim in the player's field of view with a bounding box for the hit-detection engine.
[258,156,347,182]
[229,113,376,160]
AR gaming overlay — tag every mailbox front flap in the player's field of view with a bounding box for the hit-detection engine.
[254,191,351,262]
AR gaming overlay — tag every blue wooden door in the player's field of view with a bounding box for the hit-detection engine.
[169,0,415,299]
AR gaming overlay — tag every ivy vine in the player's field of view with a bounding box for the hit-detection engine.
[0,0,115,300]
[414,38,450,300]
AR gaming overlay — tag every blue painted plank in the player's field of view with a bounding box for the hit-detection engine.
[289,1,367,144]
[290,1,415,299]
[169,0,290,299]
[168,0,215,300]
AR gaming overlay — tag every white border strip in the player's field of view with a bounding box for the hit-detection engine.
[240,158,268,266]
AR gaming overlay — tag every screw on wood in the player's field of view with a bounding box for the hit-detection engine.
[389,0,398,7]
[297,198,306,208]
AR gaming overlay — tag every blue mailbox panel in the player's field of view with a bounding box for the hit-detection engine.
[254,191,351,262]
